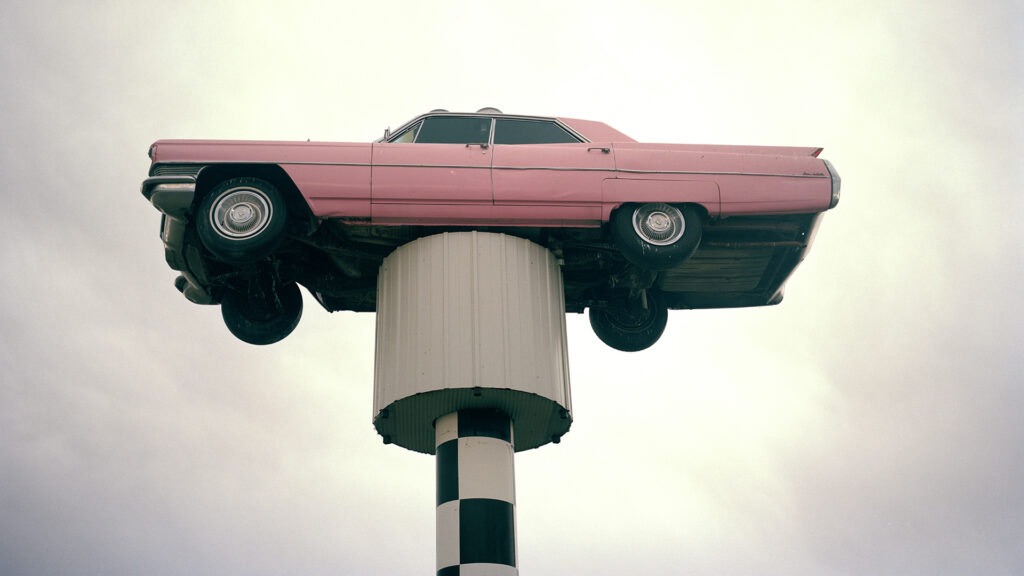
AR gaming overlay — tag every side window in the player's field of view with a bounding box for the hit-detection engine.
[390,121,421,143]
[415,116,492,144]
[494,119,581,145]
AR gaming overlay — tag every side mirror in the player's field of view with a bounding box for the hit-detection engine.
[384,127,391,141]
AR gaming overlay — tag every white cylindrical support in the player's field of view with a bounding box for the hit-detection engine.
[435,410,517,576]
[373,232,572,454]
[374,232,572,573]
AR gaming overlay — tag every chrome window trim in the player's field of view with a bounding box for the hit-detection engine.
[380,112,589,144]
[390,120,422,143]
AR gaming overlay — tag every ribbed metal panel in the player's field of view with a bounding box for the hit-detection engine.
[150,163,201,177]
[660,247,774,292]
[373,232,572,454]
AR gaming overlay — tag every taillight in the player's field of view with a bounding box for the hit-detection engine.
[823,159,841,208]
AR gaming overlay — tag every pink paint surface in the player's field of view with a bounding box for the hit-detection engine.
[149,115,836,227]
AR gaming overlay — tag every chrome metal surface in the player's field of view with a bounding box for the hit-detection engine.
[616,168,828,178]
[632,203,684,246]
[148,160,825,179]
[379,112,589,143]
[210,188,272,239]
[823,158,842,208]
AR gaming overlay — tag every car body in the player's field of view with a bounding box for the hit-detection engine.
[142,109,840,349]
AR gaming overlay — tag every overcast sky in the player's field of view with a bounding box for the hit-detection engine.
[2,1,1022,574]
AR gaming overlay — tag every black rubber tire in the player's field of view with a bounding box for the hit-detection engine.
[197,177,288,264]
[589,290,668,352]
[221,282,303,345]
[611,203,702,271]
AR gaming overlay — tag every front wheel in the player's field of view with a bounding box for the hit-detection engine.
[611,203,702,271]
[589,290,668,352]
[197,177,288,263]
[221,281,303,345]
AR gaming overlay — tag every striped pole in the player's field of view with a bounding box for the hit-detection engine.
[435,409,517,576]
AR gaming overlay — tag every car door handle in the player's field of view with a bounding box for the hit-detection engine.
[466,143,489,149]
[588,147,610,153]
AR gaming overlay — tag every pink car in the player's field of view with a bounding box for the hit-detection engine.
[142,109,840,350]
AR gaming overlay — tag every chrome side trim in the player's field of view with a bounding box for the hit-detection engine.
[493,166,614,172]
[144,161,829,179]
[150,160,368,169]
[370,163,490,170]
[309,162,824,179]
[616,168,829,178]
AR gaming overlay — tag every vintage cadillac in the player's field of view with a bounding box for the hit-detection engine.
[142,108,840,350]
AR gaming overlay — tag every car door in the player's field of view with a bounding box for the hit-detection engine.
[371,115,493,223]
[491,118,613,226]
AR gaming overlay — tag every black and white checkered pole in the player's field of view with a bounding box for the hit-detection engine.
[435,409,517,576]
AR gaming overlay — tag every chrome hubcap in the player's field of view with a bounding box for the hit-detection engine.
[229,204,255,225]
[211,188,272,239]
[633,203,684,245]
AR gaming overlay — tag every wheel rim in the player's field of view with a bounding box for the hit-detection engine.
[210,187,273,239]
[632,203,684,246]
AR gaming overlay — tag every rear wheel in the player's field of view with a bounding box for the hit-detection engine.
[612,203,702,271]
[221,281,303,345]
[589,290,668,352]
[197,177,288,263]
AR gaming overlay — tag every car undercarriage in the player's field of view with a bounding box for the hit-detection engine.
[174,211,820,316]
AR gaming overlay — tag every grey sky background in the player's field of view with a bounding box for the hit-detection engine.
[2,1,1022,574]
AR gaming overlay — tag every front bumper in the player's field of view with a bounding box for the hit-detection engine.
[142,175,197,219]
[142,175,215,305]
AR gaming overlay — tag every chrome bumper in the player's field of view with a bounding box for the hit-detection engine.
[141,175,196,219]
[143,175,215,304]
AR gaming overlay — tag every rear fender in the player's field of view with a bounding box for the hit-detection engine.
[601,178,720,220]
